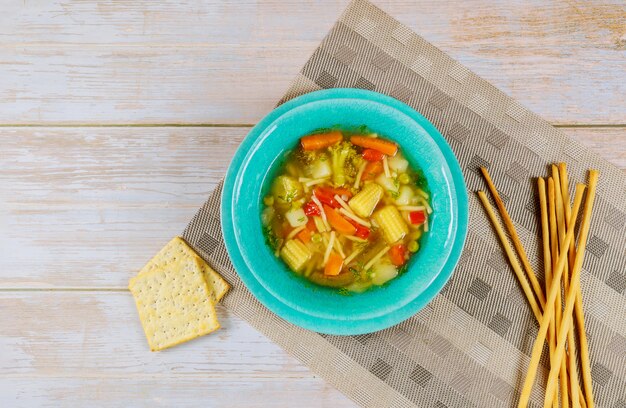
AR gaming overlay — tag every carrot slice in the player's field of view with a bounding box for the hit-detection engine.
[282,225,294,238]
[389,244,407,266]
[332,187,353,199]
[324,251,344,276]
[350,135,398,156]
[297,228,312,244]
[306,217,317,231]
[301,131,343,151]
[323,204,357,235]
[362,160,384,180]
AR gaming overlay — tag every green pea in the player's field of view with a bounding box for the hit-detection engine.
[263,195,274,206]
[408,241,419,253]
[409,228,423,241]
[398,173,411,184]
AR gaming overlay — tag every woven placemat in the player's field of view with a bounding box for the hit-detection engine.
[182,1,626,406]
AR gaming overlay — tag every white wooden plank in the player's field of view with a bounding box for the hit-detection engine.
[1,127,244,208]
[0,0,624,124]
[0,292,304,376]
[1,127,243,287]
[0,291,355,407]
[0,378,355,408]
[564,127,626,169]
[1,126,623,289]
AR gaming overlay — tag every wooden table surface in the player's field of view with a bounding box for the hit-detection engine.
[1,1,624,406]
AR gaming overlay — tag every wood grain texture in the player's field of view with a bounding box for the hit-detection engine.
[2,1,624,406]
[0,0,624,125]
[563,127,626,170]
[0,291,354,408]
[1,126,623,289]
[1,127,243,288]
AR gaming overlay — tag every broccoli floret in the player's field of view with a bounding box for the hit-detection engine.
[329,141,358,186]
[296,149,318,165]
[263,226,279,250]
[347,155,364,179]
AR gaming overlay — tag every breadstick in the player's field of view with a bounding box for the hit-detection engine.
[553,166,570,292]
[576,278,594,408]
[537,178,559,408]
[548,178,562,322]
[548,176,570,407]
[553,166,579,408]
[480,167,546,308]
[543,171,598,407]
[559,163,576,268]
[579,387,588,408]
[558,165,596,408]
[477,191,542,322]
[517,183,585,408]
[556,164,581,408]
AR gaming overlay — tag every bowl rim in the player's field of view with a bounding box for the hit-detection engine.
[221,88,469,335]
[230,97,458,319]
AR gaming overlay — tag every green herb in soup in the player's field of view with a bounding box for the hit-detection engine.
[260,129,432,292]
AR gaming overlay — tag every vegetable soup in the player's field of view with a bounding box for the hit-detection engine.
[261,129,431,292]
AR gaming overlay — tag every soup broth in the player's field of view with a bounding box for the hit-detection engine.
[261,129,431,292]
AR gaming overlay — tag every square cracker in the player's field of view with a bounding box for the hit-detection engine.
[141,236,230,302]
[129,255,219,351]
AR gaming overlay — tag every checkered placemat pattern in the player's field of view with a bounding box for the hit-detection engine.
[182,1,626,406]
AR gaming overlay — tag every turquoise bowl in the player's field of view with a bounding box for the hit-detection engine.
[222,89,468,335]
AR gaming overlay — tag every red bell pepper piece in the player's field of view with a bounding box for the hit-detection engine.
[362,148,385,162]
[303,201,321,216]
[409,210,426,225]
[355,225,371,240]
[345,218,371,239]
[314,187,340,208]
